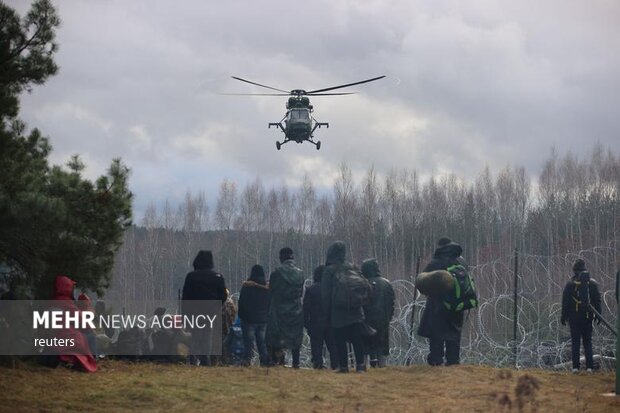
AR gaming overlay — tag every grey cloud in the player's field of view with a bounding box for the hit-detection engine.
[10,0,619,217]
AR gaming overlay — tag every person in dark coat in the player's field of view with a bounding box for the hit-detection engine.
[561,258,602,372]
[182,251,227,302]
[182,250,227,366]
[266,247,305,368]
[321,241,366,373]
[417,237,467,366]
[361,258,395,368]
[303,265,338,369]
[238,265,271,366]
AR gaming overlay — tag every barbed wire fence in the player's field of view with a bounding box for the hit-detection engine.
[222,245,618,368]
[112,242,618,369]
[384,244,618,368]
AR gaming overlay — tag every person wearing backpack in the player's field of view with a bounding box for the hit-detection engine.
[266,247,305,368]
[303,265,338,369]
[321,241,370,373]
[238,265,271,366]
[417,237,469,366]
[361,258,395,368]
[561,259,602,373]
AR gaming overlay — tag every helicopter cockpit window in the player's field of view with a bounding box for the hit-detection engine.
[290,109,309,120]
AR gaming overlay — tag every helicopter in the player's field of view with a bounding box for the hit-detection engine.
[226,75,386,150]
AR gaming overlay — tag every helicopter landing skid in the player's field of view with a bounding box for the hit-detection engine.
[307,138,321,150]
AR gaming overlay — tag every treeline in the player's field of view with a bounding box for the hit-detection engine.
[108,145,619,306]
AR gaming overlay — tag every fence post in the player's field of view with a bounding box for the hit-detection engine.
[513,248,519,369]
[177,288,181,314]
[406,256,422,366]
[616,271,620,397]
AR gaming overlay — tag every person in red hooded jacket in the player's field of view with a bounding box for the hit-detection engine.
[51,275,97,372]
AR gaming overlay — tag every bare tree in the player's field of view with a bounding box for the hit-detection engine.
[333,161,357,261]
[215,179,238,231]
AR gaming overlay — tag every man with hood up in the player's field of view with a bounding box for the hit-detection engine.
[361,258,395,368]
[321,241,366,373]
[561,258,602,373]
[266,247,305,368]
[182,250,227,366]
[417,237,467,366]
[238,264,271,366]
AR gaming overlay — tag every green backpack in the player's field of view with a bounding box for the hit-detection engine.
[333,266,372,309]
[442,264,478,312]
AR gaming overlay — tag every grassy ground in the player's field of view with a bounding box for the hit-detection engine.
[0,361,617,412]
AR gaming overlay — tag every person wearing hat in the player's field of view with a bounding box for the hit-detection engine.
[417,237,468,366]
[182,250,227,366]
[561,258,602,373]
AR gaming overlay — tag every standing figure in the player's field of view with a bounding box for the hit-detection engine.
[417,237,467,366]
[238,265,271,366]
[182,250,227,366]
[219,289,237,365]
[361,258,395,368]
[303,265,338,369]
[321,241,368,373]
[561,258,602,373]
[267,247,305,368]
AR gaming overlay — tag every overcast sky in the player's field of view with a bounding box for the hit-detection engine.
[10,0,620,218]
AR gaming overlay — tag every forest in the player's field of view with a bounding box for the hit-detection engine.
[107,145,619,367]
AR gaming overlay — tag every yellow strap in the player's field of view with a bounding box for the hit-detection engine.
[573,281,582,312]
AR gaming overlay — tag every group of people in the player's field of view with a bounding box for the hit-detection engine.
[12,236,605,374]
[185,243,397,373]
[181,236,474,371]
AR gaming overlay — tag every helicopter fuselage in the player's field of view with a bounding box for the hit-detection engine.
[269,95,328,149]
[285,108,312,142]
[285,96,312,142]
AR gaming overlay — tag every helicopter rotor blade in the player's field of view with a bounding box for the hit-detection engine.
[219,92,356,96]
[218,92,291,96]
[306,75,386,94]
[231,76,289,93]
[306,92,357,96]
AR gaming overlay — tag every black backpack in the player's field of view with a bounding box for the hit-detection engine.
[333,266,372,309]
[442,264,478,312]
[571,271,592,317]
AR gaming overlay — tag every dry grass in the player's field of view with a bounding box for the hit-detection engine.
[0,361,618,412]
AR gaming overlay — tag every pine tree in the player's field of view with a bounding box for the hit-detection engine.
[0,0,132,298]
